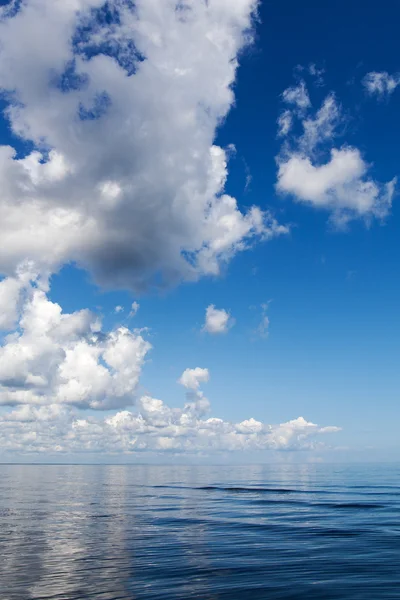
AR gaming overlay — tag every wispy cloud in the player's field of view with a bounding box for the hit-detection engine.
[363,71,400,99]
[130,301,140,317]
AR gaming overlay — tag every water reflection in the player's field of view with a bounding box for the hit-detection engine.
[1,464,400,599]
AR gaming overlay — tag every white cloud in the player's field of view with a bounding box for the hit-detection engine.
[0,274,341,456]
[202,304,234,334]
[277,109,293,137]
[282,80,311,110]
[178,368,211,418]
[244,160,252,193]
[256,303,270,338]
[236,417,263,433]
[0,260,40,330]
[0,274,25,331]
[178,367,210,391]
[0,4,341,458]
[114,305,124,314]
[276,80,396,227]
[308,63,325,86]
[363,71,400,98]
[0,0,287,291]
[300,93,341,153]
[268,417,329,450]
[0,394,340,456]
[277,147,396,224]
[0,273,151,410]
[129,301,140,317]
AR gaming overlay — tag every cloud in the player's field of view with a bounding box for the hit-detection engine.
[243,159,252,193]
[0,387,340,457]
[0,402,340,455]
[277,109,293,137]
[267,417,338,450]
[256,303,270,338]
[282,80,311,110]
[177,368,211,419]
[202,304,234,334]
[0,271,151,410]
[130,301,139,317]
[0,0,287,291]
[0,4,340,458]
[308,63,325,86]
[276,80,396,227]
[178,367,210,391]
[363,71,400,98]
[114,305,124,314]
[0,260,40,330]
[277,147,396,224]
[299,93,341,153]
[0,274,341,456]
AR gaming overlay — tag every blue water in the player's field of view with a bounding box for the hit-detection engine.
[1,463,400,599]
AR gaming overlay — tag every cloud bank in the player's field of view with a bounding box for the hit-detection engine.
[0,406,340,455]
[0,272,340,456]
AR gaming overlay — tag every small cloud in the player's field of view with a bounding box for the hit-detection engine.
[178,367,209,390]
[256,303,270,339]
[282,80,311,111]
[363,71,400,99]
[114,305,124,314]
[130,301,140,317]
[226,143,237,158]
[308,63,325,86]
[202,304,234,334]
[293,64,304,76]
[243,159,252,193]
[245,173,252,192]
[277,109,293,137]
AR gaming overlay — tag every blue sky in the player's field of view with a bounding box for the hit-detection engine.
[0,0,399,461]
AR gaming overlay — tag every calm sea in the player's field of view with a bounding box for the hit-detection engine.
[1,463,400,599]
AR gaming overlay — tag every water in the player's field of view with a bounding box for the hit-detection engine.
[1,463,400,599]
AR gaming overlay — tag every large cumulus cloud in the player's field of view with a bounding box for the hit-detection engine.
[0,268,151,410]
[0,0,287,290]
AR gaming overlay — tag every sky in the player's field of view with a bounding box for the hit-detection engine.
[0,0,399,463]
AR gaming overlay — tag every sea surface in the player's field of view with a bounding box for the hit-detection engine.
[1,463,400,599]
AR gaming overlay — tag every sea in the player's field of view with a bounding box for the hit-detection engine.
[1,463,400,599]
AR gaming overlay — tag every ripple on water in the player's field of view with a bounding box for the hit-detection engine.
[0,463,400,599]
